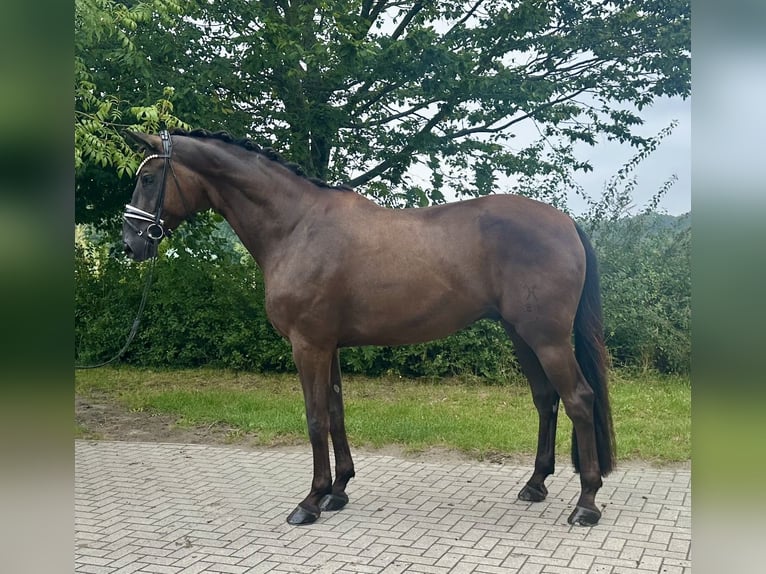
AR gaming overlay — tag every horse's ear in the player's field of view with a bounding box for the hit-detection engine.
[124,131,162,153]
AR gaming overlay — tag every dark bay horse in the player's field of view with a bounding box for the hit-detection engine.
[122,129,615,527]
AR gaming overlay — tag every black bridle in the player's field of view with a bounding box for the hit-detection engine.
[123,129,177,243]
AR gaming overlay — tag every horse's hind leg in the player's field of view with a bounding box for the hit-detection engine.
[515,323,604,526]
[506,325,560,503]
[320,349,355,512]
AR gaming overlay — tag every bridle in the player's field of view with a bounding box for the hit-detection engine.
[123,129,179,243]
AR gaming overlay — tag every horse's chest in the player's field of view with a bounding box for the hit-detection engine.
[263,273,340,339]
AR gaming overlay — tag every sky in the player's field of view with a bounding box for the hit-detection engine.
[569,95,691,216]
[404,94,691,216]
[370,9,692,217]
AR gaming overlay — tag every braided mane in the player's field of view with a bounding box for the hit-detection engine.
[170,128,353,192]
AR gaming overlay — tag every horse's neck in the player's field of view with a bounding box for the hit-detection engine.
[205,161,316,271]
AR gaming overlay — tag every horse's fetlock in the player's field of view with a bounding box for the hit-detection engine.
[312,479,332,495]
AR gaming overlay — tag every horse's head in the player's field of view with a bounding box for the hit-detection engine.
[122,130,193,261]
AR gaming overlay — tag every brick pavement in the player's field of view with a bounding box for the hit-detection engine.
[75,441,690,573]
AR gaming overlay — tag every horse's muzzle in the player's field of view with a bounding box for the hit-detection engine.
[122,232,158,262]
[123,204,165,261]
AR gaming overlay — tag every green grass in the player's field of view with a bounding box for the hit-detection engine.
[74,423,100,440]
[75,367,690,462]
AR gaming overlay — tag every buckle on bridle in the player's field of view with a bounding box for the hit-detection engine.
[124,204,166,241]
[145,222,165,240]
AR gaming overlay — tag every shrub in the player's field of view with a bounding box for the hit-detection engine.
[76,223,293,371]
[585,213,690,373]
[341,320,519,382]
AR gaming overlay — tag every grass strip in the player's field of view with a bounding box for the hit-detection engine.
[76,367,690,462]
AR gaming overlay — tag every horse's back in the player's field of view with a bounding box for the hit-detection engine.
[267,192,585,347]
[349,193,584,292]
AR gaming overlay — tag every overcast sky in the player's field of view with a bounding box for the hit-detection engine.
[402,94,691,216]
[569,95,691,216]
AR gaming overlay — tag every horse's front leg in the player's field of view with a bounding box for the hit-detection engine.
[286,340,335,525]
[320,349,355,512]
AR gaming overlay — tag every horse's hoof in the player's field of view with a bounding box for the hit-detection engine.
[518,483,548,502]
[567,505,601,526]
[286,504,320,525]
[319,493,349,512]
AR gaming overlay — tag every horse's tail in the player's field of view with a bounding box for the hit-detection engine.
[572,222,616,476]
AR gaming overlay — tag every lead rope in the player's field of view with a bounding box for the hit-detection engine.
[75,255,157,370]
[77,128,175,369]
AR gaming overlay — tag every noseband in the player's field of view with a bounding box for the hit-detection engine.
[123,129,177,242]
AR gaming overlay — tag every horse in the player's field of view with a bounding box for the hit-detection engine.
[122,128,615,527]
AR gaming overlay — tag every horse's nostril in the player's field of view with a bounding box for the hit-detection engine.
[124,243,133,257]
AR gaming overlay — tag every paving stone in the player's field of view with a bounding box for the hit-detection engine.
[76,441,690,574]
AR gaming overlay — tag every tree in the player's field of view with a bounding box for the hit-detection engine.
[189,0,690,206]
[76,0,690,221]
[76,0,183,225]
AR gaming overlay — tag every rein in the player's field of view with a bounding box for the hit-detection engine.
[76,129,180,370]
[75,257,156,369]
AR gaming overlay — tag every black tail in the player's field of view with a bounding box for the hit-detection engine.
[571,222,616,476]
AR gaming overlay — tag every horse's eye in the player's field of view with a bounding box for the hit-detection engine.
[141,173,155,187]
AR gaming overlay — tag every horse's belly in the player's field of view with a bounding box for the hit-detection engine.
[338,288,493,347]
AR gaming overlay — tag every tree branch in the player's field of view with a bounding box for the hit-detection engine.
[347,103,451,187]
[443,0,486,39]
[361,0,395,23]
[343,72,413,117]
[389,1,425,42]
[349,99,440,128]
[444,87,591,140]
